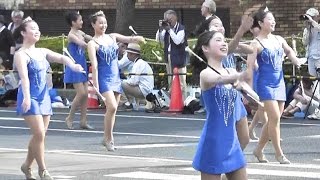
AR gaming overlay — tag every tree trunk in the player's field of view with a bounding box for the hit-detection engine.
[114,0,136,35]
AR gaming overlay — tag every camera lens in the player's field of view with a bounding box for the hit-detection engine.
[299,15,308,20]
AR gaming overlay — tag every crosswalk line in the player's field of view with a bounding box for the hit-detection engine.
[249,162,320,170]
[104,171,198,180]
[247,168,320,178]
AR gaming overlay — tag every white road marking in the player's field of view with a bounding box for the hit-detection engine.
[0,125,200,139]
[250,162,320,170]
[117,143,196,149]
[52,175,76,179]
[0,147,192,163]
[104,171,199,180]
[1,109,320,127]
[247,168,320,178]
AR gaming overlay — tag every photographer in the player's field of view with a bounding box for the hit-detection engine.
[300,8,320,120]
[156,10,188,100]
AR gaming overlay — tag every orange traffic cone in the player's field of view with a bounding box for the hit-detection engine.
[87,66,99,109]
[168,67,183,112]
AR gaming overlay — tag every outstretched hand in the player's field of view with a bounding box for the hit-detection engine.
[71,64,85,73]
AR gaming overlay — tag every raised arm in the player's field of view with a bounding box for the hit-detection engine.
[42,48,84,72]
[110,33,145,44]
[228,15,253,54]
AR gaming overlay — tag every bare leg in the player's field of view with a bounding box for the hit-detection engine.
[23,115,50,170]
[226,167,247,180]
[102,91,121,146]
[249,106,265,140]
[201,172,221,180]
[65,82,88,129]
[236,117,249,150]
[253,109,270,162]
[79,83,90,127]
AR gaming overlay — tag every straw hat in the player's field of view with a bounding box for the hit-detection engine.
[126,43,141,54]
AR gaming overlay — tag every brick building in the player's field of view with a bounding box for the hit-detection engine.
[1,0,319,37]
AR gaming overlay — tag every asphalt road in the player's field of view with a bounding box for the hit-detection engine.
[0,107,320,180]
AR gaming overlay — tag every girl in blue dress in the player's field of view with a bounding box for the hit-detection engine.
[87,11,145,151]
[247,10,301,164]
[64,11,93,130]
[192,31,247,179]
[14,17,84,180]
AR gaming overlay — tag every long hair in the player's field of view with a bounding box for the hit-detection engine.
[190,30,218,86]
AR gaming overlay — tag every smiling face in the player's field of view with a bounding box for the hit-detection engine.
[21,21,41,43]
[259,12,276,32]
[92,15,107,34]
[202,31,228,60]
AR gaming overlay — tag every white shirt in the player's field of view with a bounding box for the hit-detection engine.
[124,58,154,97]
[155,22,185,52]
[118,52,133,72]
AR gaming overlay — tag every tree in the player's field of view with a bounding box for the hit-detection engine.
[114,0,136,35]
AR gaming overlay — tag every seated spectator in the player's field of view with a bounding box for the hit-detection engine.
[282,79,319,118]
[121,43,155,111]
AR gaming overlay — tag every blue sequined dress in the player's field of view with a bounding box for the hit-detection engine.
[256,38,286,101]
[16,51,52,115]
[64,42,88,83]
[94,35,122,94]
[193,84,246,174]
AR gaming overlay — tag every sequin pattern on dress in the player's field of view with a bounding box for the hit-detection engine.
[214,84,237,126]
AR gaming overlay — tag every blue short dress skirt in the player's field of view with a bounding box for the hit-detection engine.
[16,52,52,116]
[256,38,286,101]
[64,42,88,83]
[193,84,246,174]
[94,35,122,94]
[222,54,247,121]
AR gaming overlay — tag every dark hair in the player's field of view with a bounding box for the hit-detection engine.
[89,11,105,24]
[302,79,314,89]
[190,30,218,85]
[65,11,81,26]
[253,10,272,29]
[13,20,34,43]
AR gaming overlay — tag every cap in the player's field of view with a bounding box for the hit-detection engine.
[126,43,141,54]
[306,8,319,17]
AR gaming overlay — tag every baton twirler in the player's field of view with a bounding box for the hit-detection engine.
[63,48,106,102]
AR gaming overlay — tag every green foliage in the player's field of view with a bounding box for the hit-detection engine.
[37,36,67,88]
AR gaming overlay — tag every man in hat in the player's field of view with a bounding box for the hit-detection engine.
[0,15,15,70]
[121,43,155,111]
[301,8,320,120]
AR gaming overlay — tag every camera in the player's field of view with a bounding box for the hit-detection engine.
[299,14,309,20]
[159,19,170,27]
